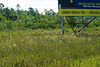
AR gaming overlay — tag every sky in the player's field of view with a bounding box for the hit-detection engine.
[0,0,58,13]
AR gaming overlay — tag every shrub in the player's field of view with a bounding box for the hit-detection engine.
[0,21,13,31]
[0,15,7,22]
[9,14,18,21]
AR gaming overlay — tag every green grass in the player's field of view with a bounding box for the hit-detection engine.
[0,27,100,67]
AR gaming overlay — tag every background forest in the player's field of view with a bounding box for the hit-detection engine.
[0,3,62,31]
[0,3,100,31]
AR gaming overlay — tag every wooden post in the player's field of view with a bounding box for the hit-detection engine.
[81,16,83,35]
[62,16,64,34]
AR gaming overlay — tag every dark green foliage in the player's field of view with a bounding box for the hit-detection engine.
[3,7,11,20]
[68,17,77,27]
[0,21,13,31]
[9,14,18,21]
[97,62,100,67]
[0,5,63,30]
[0,3,100,31]
[0,15,7,22]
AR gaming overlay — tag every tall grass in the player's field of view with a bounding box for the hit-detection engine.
[0,27,100,67]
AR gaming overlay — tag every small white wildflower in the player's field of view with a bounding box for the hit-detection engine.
[56,33,58,34]
[81,38,83,40]
[41,33,44,34]
[88,38,91,40]
[32,55,34,57]
[41,39,42,40]
[54,59,56,63]
[59,40,62,43]
[30,40,32,42]
[10,37,12,38]
[68,41,71,43]
[24,36,30,39]
[27,36,30,38]
[9,45,11,47]
[21,39,24,41]
[13,44,16,47]
[71,34,74,37]
[46,35,50,38]
[65,57,66,59]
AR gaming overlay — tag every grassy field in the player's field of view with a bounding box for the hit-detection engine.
[0,27,100,67]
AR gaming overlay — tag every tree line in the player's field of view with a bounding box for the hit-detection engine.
[0,3,100,31]
[0,3,62,31]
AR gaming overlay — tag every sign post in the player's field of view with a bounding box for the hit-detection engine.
[62,16,64,34]
[81,16,83,35]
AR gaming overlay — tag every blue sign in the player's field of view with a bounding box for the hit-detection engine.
[75,0,100,9]
[58,0,100,9]
[58,0,100,16]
